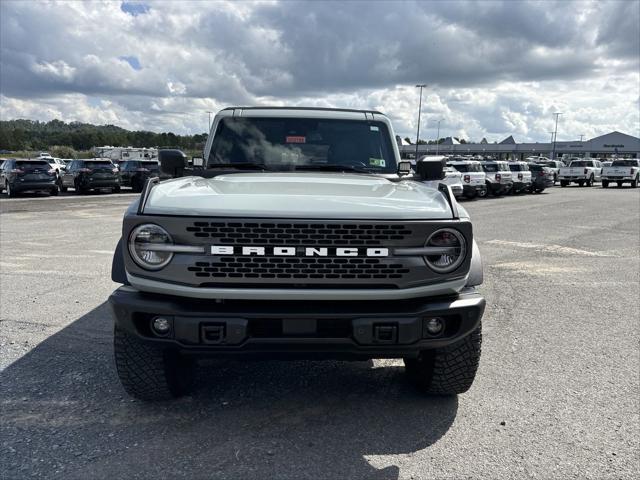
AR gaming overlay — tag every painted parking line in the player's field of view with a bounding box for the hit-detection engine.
[484,239,616,257]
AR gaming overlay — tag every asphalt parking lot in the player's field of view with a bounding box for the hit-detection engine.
[1,186,639,479]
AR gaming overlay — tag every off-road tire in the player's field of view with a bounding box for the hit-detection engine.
[404,322,482,395]
[114,326,194,401]
[602,180,609,188]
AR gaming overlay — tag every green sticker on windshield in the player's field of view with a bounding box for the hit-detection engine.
[369,158,386,167]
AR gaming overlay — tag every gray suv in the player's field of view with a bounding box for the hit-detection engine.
[1,159,59,197]
[109,107,485,401]
[59,159,121,194]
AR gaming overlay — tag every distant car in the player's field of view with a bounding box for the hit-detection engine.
[558,159,602,187]
[43,157,67,176]
[118,160,161,192]
[508,161,533,194]
[0,158,59,197]
[601,159,640,188]
[481,161,513,196]
[528,164,554,193]
[59,159,121,194]
[447,159,487,199]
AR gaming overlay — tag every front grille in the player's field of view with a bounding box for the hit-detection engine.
[186,222,414,246]
[187,256,410,280]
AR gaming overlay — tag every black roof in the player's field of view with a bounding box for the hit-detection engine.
[221,106,384,115]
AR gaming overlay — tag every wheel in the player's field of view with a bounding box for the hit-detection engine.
[57,177,68,192]
[50,186,59,196]
[553,174,558,185]
[131,179,143,193]
[477,188,487,198]
[586,175,594,187]
[6,182,16,197]
[617,181,623,188]
[578,181,584,187]
[631,176,638,188]
[74,180,87,195]
[560,180,568,187]
[113,185,121,193]
[114,326,194,401]
[602,181,609,188]
[404,323,482,395]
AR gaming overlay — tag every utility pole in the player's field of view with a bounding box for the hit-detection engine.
[551,112,563,160]
[435,119,443,156]
[207,111,213,131]
[415,84,427,161]
[579,134,584,142]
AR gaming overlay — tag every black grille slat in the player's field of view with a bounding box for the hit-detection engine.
[187,257,410,281]
[186,221,415,246]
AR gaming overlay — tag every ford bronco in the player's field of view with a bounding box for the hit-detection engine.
[109,107,485,400]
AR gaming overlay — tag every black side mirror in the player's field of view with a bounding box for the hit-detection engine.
[159,149,188,178]
[416,157,446,181]
[397,161,412,177]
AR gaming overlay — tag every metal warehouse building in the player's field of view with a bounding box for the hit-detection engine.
[400,131,640,160]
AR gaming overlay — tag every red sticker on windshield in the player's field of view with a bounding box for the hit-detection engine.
[286,136,306,144]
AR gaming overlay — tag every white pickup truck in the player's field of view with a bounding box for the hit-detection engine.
[447,159,487,199]
[601,159,640,188]
[558,159,602,187]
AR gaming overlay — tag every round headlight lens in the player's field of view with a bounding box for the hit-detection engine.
[128,224,173,270]
[425,228,466,273]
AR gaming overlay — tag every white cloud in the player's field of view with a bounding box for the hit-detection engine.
[0,0,638,141]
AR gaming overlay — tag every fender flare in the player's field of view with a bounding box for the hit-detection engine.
[466,239,483,286]
[111,238,130,285]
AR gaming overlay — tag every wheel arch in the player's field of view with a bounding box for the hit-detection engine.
[465,239,483,287]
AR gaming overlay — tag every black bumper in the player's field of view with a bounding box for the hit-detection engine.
[109,287,485,359]
[80,178,120,189]
[11,181,56,192]
[463,184,487,194]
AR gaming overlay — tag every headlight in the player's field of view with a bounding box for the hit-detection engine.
[424,228,466,273]
[128,224,173,270]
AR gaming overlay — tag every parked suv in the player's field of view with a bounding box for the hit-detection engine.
[60,159,121,194]
[481,161,513,196]
[508,161,533,194]
[528,164,554,193]
[118,160,161,192]
[447,159,487,199]
[1,159,59,197]
[109,107,485,401]
[558,159,602,187]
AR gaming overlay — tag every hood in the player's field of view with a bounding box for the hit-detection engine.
[143,172,454,219]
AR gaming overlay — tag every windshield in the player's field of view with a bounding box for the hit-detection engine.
[611,160,638,167]
[15,161,50,169]
[208,117,396,173]
[85,161,114,169]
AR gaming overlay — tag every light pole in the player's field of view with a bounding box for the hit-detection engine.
[415,84,427,161]
[207,111,213,131]
[579,134,584,142]
[435,119,443,156]
[551,112,563,159]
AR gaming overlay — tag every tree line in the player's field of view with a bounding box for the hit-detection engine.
[0,119,208,153]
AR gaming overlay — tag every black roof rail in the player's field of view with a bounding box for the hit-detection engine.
[220,106,385,115]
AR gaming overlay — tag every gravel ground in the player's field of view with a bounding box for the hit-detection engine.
[1,185,638,479]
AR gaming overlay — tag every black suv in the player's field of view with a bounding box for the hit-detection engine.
[59,159,121,194]
[1,159,59,197]
[118,160,160,192]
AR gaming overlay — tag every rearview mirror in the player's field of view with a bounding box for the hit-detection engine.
[416,157,446,181]
[159,149,188,178]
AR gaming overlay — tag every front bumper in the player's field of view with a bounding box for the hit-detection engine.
[109,286,485,359]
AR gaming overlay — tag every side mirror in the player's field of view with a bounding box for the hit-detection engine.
[416,157,446,181]
[159,149,188,178]
[397,161,412,177]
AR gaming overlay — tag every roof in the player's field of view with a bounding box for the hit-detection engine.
[499,135,516,144]
[221,106,384,115]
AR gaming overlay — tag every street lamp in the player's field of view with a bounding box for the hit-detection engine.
[415,84,427,161]
[435,119,443,156]
[551,112,563,160]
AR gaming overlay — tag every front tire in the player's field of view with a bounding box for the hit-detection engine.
[6,182,16,197]
[404,323,482,395]
[586,175,594,187]
[114,326,194,401]
[631,176,638,188]
[602,180,609,188]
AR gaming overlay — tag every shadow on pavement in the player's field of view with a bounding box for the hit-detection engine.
[1,302,458,479]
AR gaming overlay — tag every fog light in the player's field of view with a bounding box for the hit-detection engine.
[152,317,171,336]
[425,317,444,336]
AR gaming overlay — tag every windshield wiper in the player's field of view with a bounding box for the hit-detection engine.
[293,164,374,174]
[207,162,271,171]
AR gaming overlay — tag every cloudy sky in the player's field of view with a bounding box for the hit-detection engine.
[1,0,638,142]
